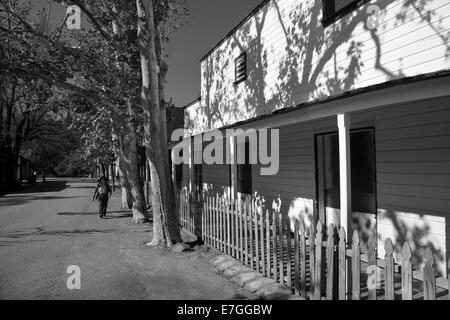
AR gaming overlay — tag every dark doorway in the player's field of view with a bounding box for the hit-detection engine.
[193,164,202,198]
[315,128,377,251]
[237,140,252,201]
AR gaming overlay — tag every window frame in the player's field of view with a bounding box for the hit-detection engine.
[321,0,370,28]
[234,52,247,85]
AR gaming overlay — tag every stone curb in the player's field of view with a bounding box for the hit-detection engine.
[206,251,305,300]
[223,265,252,278]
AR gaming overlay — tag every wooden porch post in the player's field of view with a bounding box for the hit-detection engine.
[337,113,352,237]
[338,113,352,300]
[188,137,195,194]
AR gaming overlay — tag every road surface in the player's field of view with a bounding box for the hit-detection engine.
[0,178,243,300]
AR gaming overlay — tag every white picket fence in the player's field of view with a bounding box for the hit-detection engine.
[179,191,450,300]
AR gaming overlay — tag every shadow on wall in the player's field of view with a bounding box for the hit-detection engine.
[253,191,315,237]
[185,0,450,135]
[378,208,446,277]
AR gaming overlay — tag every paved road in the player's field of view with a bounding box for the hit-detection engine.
[0,178,242,300]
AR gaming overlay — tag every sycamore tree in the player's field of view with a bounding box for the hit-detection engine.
[70,97,136,210]
[0,0,188,241]
[0,73,69,187]
[0,0,150,223]
[135,0,188,245]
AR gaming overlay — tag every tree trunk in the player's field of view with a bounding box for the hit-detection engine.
[111,163,115,192]
[118,122,149,224]
[137,0,182,246]
[117,157,133,209]
[101,163,107,177]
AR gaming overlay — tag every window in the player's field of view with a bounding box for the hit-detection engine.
[322,0,368,27]
[234,52,247,85]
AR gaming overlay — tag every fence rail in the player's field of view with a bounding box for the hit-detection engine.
[179,191,450,300]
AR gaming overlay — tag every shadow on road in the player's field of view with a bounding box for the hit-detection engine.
[0,227,115,238]
[69,186,97,189]
[0,226,117,247]
[0,195,82,207]
[13,180,68,194]
[57,210,133,219]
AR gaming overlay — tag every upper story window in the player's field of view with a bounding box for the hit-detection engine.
[322,0,368,28]
[234,52,247,85]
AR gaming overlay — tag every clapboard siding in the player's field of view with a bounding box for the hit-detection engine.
[354,96,450,275]
[247,96,450,274]
[186,0,450,134]
[378,184,450,200]
[252,122,321,224]
[377,162,450,175]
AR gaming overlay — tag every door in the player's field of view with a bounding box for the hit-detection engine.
[193,164,202,198]
[316,128,377,252]
[236,140,252,203]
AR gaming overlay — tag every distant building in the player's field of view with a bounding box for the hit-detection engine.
[177,0,450,275]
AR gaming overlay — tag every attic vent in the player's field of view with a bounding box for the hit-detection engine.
[234,52,247,85]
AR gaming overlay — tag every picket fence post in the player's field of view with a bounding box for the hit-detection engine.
[279,213,284,285]
[294,219,300,295]
[309,224,315,298]
[299,219,307,297]
[255,204,260,273]
[226,199,231,255]
[384,238,395,300]
[244,200,249,266]
[314,222,323,300]
[213,196,218,249]
[249,200,254,270]
[351,230,361,300]
[286,217,292,290]
[261,211,266,276]
[423,247,436,300]
[338,227,347,300]
[326,224,336,300]
[234,199,238,258]
[272,210,278,282]
[368,234,377,300]
[239,200,244,262]
[266,210,271,278]
[401,242,413,300]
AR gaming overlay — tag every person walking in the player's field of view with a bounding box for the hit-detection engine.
[93,176,112,218]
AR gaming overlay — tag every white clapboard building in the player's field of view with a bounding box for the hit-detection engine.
[173,0,450,276]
